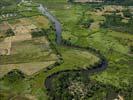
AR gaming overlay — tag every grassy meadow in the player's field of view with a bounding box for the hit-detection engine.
[46,3,133,90]
[0,46,99,100]
[0,0,133,99]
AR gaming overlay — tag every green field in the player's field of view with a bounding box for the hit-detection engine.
[40,1,133,99]
[46,3,133,89]
[0,0,133,100]
[0,46,99,100]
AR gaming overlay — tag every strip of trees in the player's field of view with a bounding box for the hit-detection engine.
[101,13,133,34]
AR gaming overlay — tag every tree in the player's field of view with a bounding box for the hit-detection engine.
[5,29,14,36]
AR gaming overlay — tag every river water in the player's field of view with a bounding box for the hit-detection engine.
[38,4,61,44]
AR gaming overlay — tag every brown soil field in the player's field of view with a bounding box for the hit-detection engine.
[0,61,56,77]
[0,36,57,77]
[0,37,11,55]
[0,22,10,32]
[30,15,50,29]
[19,18,33,26]
[0,16,52,77]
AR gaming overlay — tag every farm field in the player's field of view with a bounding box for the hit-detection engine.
[0,0,133,100]
[0,6,57,78]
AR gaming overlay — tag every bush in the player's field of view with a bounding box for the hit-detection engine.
[31,30,47,37]
[101,13,133,34]
[3,69,25,83]
[5,29,15,37]
[123,10,132,18]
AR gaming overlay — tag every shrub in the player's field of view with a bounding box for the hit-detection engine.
[31,30,47,37]
[3,69,25,83]
[5,29,14,37]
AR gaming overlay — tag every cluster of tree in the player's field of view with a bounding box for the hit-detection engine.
[108,0,132,5]
[130,46,133,53]
[0,0,19,8]
[78,12,94,28]
[0,0,11,8]
[105,0,133,5]
[67,0,74,3]
[68,0,133,5]
[40,29,63,64]
[62,39,105,60]
[80,18,94,28]
[123,10,132,18]
[5,29,15,37]
[105,0,125,3]
[31,29,48,37]
[47,71,133,100]
[101,13,133,34]
[1,69,25,83]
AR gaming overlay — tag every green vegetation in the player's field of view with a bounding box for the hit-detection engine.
[49,72,132,100]
[105,0,133,5]
[41,1,133,99]
[0,0,133,100]
[0,46,99,100]
[5,29,15,36]
[101,13,133,34]
[2,69,26,83]
[31,30,48,37]
[0,1,41,22]
[0,37,56,65]
[0,0,18,8]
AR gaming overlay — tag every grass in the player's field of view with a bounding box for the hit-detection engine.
[0,1,42,22]
[0,0,133,99]
[0,61,56,77]
[0,37,57,65]
[0,36,58,77]
[30,16,50,29]
[0,46,99,99]
[8,15,50,30]
[41,2,133,90]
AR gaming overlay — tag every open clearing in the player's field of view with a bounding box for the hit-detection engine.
[0,61,55,77]
[30,16,50,29]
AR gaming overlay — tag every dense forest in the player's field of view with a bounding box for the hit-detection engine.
[101,12,133,34]
[0,0,19,8]
[68,0,133,5]
[105,0,133,5]
[48,72,132,100]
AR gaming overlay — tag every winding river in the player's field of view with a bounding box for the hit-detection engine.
[38,3,108,95]
[45,51,107,90]
[38,4,61,45]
